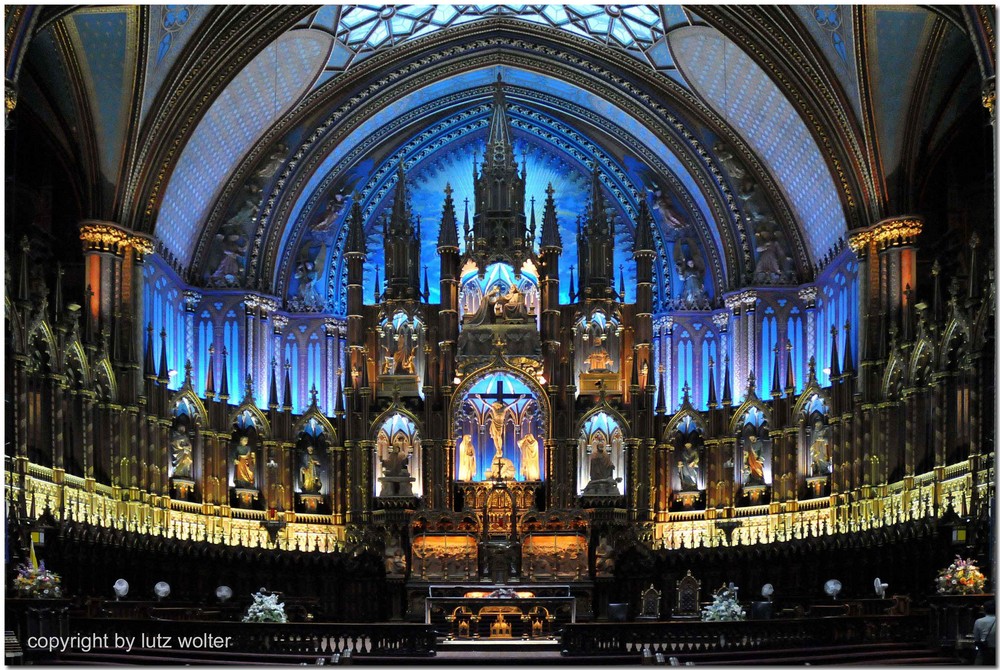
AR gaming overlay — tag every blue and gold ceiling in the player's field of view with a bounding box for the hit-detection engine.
[10,4,993,313]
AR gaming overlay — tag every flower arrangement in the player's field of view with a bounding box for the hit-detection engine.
[14,562,63,598]
[702,583,746,622]
[243,589,288,623]
[936,556,987,595]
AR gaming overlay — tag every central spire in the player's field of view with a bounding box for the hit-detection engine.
[468,72,530,272]
[483,73,516,174]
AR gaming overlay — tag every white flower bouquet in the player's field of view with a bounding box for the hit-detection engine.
[702,584,746,621]
[242,589,288,623]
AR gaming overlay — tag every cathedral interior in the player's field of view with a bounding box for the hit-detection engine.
[4,4,997,662]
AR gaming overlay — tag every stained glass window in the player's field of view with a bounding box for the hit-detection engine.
[296,5,702,78]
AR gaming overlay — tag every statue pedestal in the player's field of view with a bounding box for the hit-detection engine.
[233,488,259,509]
[297,493,323,513]
[579,372,621,395]
[673,490,703,510]
[379,475,415,497]
[378,375,419,398]
[171,478,195,501]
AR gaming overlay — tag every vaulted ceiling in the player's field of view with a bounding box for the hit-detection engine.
[6,5,994,310]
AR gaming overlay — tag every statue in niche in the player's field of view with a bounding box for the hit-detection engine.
[594,537,615,577]
[464,283,529,326]
[379,437,414,496]
[676,258,708,308]
[299,446,322,494]
[292,259,323,310]
[583,431,622,496]
[809,419,832,476]
[170,425,194,479]
[476,396,524,480]
[753,230,783,284]
[458,434,477,481]
[254,143,288,184]
[677,442,700,491]
[518,434,541,481]
[233,435,256,488]
[743,434,766,486]
[312,193,348,234]
[392,330,415,374]
[648,185,685,230]
[384,537,406,577]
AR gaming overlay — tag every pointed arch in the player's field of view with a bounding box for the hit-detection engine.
[170,389,208,428]
[792,386,832,422]
[229,402,270,438]
[908,337,936,385]
[63,339,92,389]
[92,356,118,403]
[663,406,707,441]
[293,408,337,444]
[729,395,771,434]
[451,359,550,438]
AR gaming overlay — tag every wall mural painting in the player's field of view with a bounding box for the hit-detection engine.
[375,413,422,497]
[578,411,625,497]
[454,371,543,483]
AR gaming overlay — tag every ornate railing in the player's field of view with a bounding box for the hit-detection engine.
[559,614,929,656]
[67,618,437,657]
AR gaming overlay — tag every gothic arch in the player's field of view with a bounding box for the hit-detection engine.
[228,403,271,439]
[450,361,550,439]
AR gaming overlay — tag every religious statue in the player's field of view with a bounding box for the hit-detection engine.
[464,283,530,325]
[311,193,347,234]
[583,432,622,496]
[170,425,193,479]
[392,331,415,374]
[743,434,766,486]
[379,439,414,496]
[677,442,699,491]
[254,143,288,183]
[809,419,831,476]
[384,537,406,577]
[477,396,524,480]
[753,230,783,284]
[594,537,615,577]
[518,434,541,481]
[676,257,708,308]
[299,446,322,494]
[457,434,477,481]
[233,435,256,488]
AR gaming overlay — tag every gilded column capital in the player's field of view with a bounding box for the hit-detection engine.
[79,221,154,257]
[850,216,923,256]
[272,315,288,333]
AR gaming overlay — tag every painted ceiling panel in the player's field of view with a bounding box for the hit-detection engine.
[928,67,979,152]
[25,27,81,146]
[141,5,213,126]
[791,6,860,121]
[669,26,845,261]
[156,29,333,269]
[920,23,977,156]
[869,7,931,178]
[67,8,136,185]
